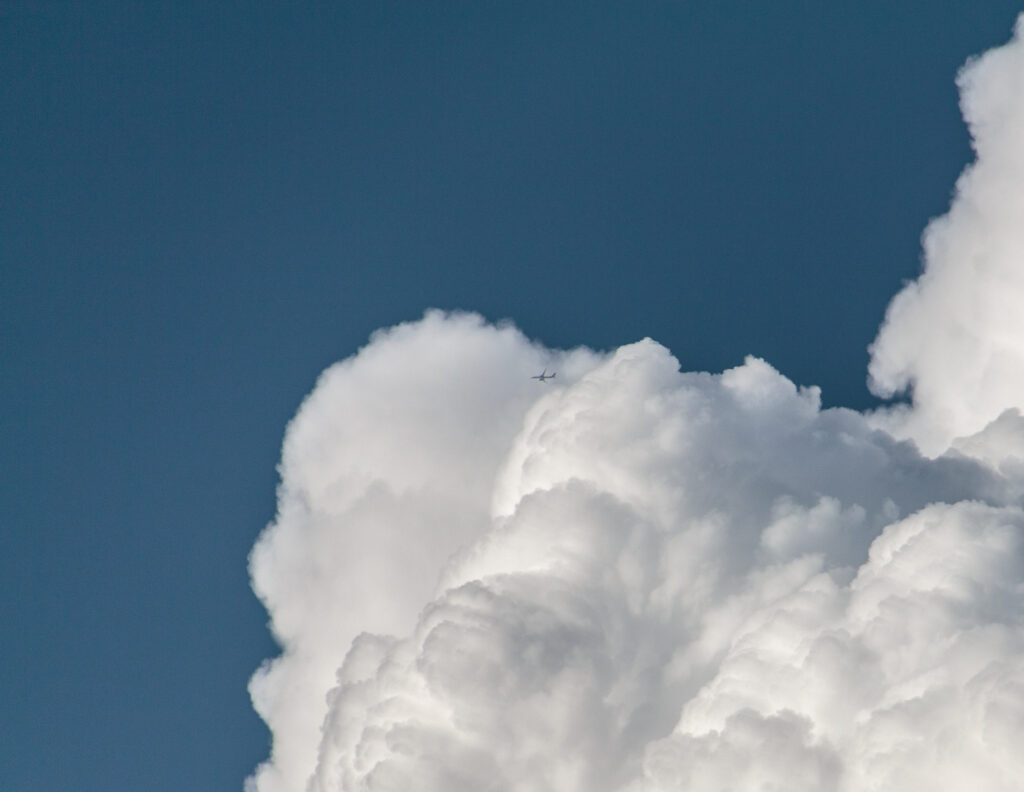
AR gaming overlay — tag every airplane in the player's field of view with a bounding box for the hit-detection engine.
[531,369,556,382]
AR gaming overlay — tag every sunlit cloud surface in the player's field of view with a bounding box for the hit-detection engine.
[249,19,1024,792]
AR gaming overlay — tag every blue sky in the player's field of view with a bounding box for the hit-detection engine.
[2,3,1022,791]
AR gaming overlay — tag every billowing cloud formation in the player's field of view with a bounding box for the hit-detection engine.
[869,14,1024,458]
[249,19,1024,792]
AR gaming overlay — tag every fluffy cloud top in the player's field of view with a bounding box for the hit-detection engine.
[869,14,1024,458]
[248,18,1024,792]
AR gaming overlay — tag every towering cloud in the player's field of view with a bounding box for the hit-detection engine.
[869,14,1024,459]
[249,18,1024,792]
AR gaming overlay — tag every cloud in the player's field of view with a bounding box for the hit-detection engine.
[247,311,601,792]
[248,17,1024,792]
[869,14,1024,458]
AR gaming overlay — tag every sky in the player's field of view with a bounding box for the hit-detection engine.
[3,3,1024,792]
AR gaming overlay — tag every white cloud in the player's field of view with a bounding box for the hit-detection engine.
[869,15,1024,459]
[247,311,601,792]
[249,16,1024,792]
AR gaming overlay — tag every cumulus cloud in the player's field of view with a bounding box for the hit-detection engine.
[869,14,1024,458]
[247,312,600,792]
[248,18,1024,792]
